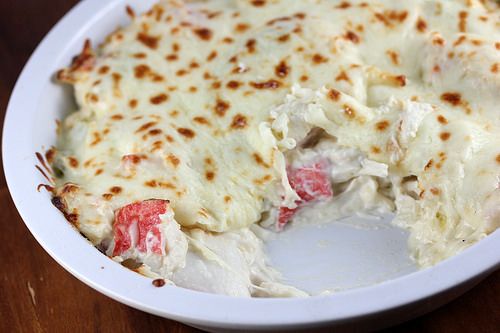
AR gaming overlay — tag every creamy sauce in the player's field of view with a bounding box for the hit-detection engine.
[51,0,500,296]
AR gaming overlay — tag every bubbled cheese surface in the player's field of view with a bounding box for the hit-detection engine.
[53,0,500,268]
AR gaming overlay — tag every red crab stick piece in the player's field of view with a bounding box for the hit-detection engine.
[277,160,333,230]
[112,199,169,256]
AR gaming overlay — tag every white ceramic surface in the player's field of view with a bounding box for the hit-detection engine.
[3,0,499,331]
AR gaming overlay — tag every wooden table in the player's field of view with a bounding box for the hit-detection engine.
[0,1,498,332]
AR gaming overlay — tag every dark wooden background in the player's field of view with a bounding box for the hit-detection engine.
[0,1,498,332]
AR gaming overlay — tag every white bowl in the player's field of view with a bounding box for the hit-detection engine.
[3,0,499,331]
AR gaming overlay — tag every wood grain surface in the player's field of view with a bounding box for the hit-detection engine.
[0,1,498,332]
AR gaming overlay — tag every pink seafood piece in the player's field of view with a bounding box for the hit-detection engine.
[112,199,169,256]
[277,160,333,230]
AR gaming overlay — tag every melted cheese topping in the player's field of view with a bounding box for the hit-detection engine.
[51,0,500,294]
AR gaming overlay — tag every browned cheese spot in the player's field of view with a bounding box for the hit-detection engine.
[277,34,290,42]
[111,72,122,97]
[386,50,400,65]
[176,69,188,76]
[266,16,292,26]
[45,148,56,164]
[388,10,408,22]
[87,93,99,103]
[211,81,222,89]
[430,188,441,195]
[228,56,238,64]
[123,154,142,164]
[98,65,110,75]
[336,2,351,9]
[149,129,162,136]
[230,114,248,129]
[129,99,138,108]
[312,54,328,64]
[193,116,211,125]
[249,80,281,89]
[110,186,122,194]
[343,104,356,119]
[204,157,213,166]
[431,34,445,46]
[253,153,270,168]
[491,63,499,74]
[496,154,500,164]
[458,11,468,32]
[51,196,78,224]
[437,115,448,124]
[425,159,434,170]
[246,39,257,53]
[177,128,195,138]
[254,175,272,185]
[235,23,250,33]
[189,86,198,93]
[90,132,102,146]
[375,120,390,131]
[371,146,381,154]
[275,60,290,78]
[374,12,391,27]
[111,114,123,120]
[134,64,150,78]
[327,89,341,101]
[205,171,215,181]
[68,157,79,168]
[440,132,451,141]
[206,51,217,61]
[416,17,427,32]
[193,28,213,41]
[440,92,462,106]
[227,80,242,89]
[453,35,466,47]
[224,195,232,203]
[344,30,360,44]
[56,39,95,83]
[61,184,79,194]
[395,75,406,87]
[251,0,266,7]
[133,52,147,59]
[214,99,230,116]
[137,32,160,49]
[165,54,178,61]
[167,154,180,168]
[151,140,163,152]
[300,75,309,82]
[150,93,168,105]
[136,122,157,133]
[335,70,352,83]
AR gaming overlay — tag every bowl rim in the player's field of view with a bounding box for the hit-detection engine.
[3,0,500,329]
